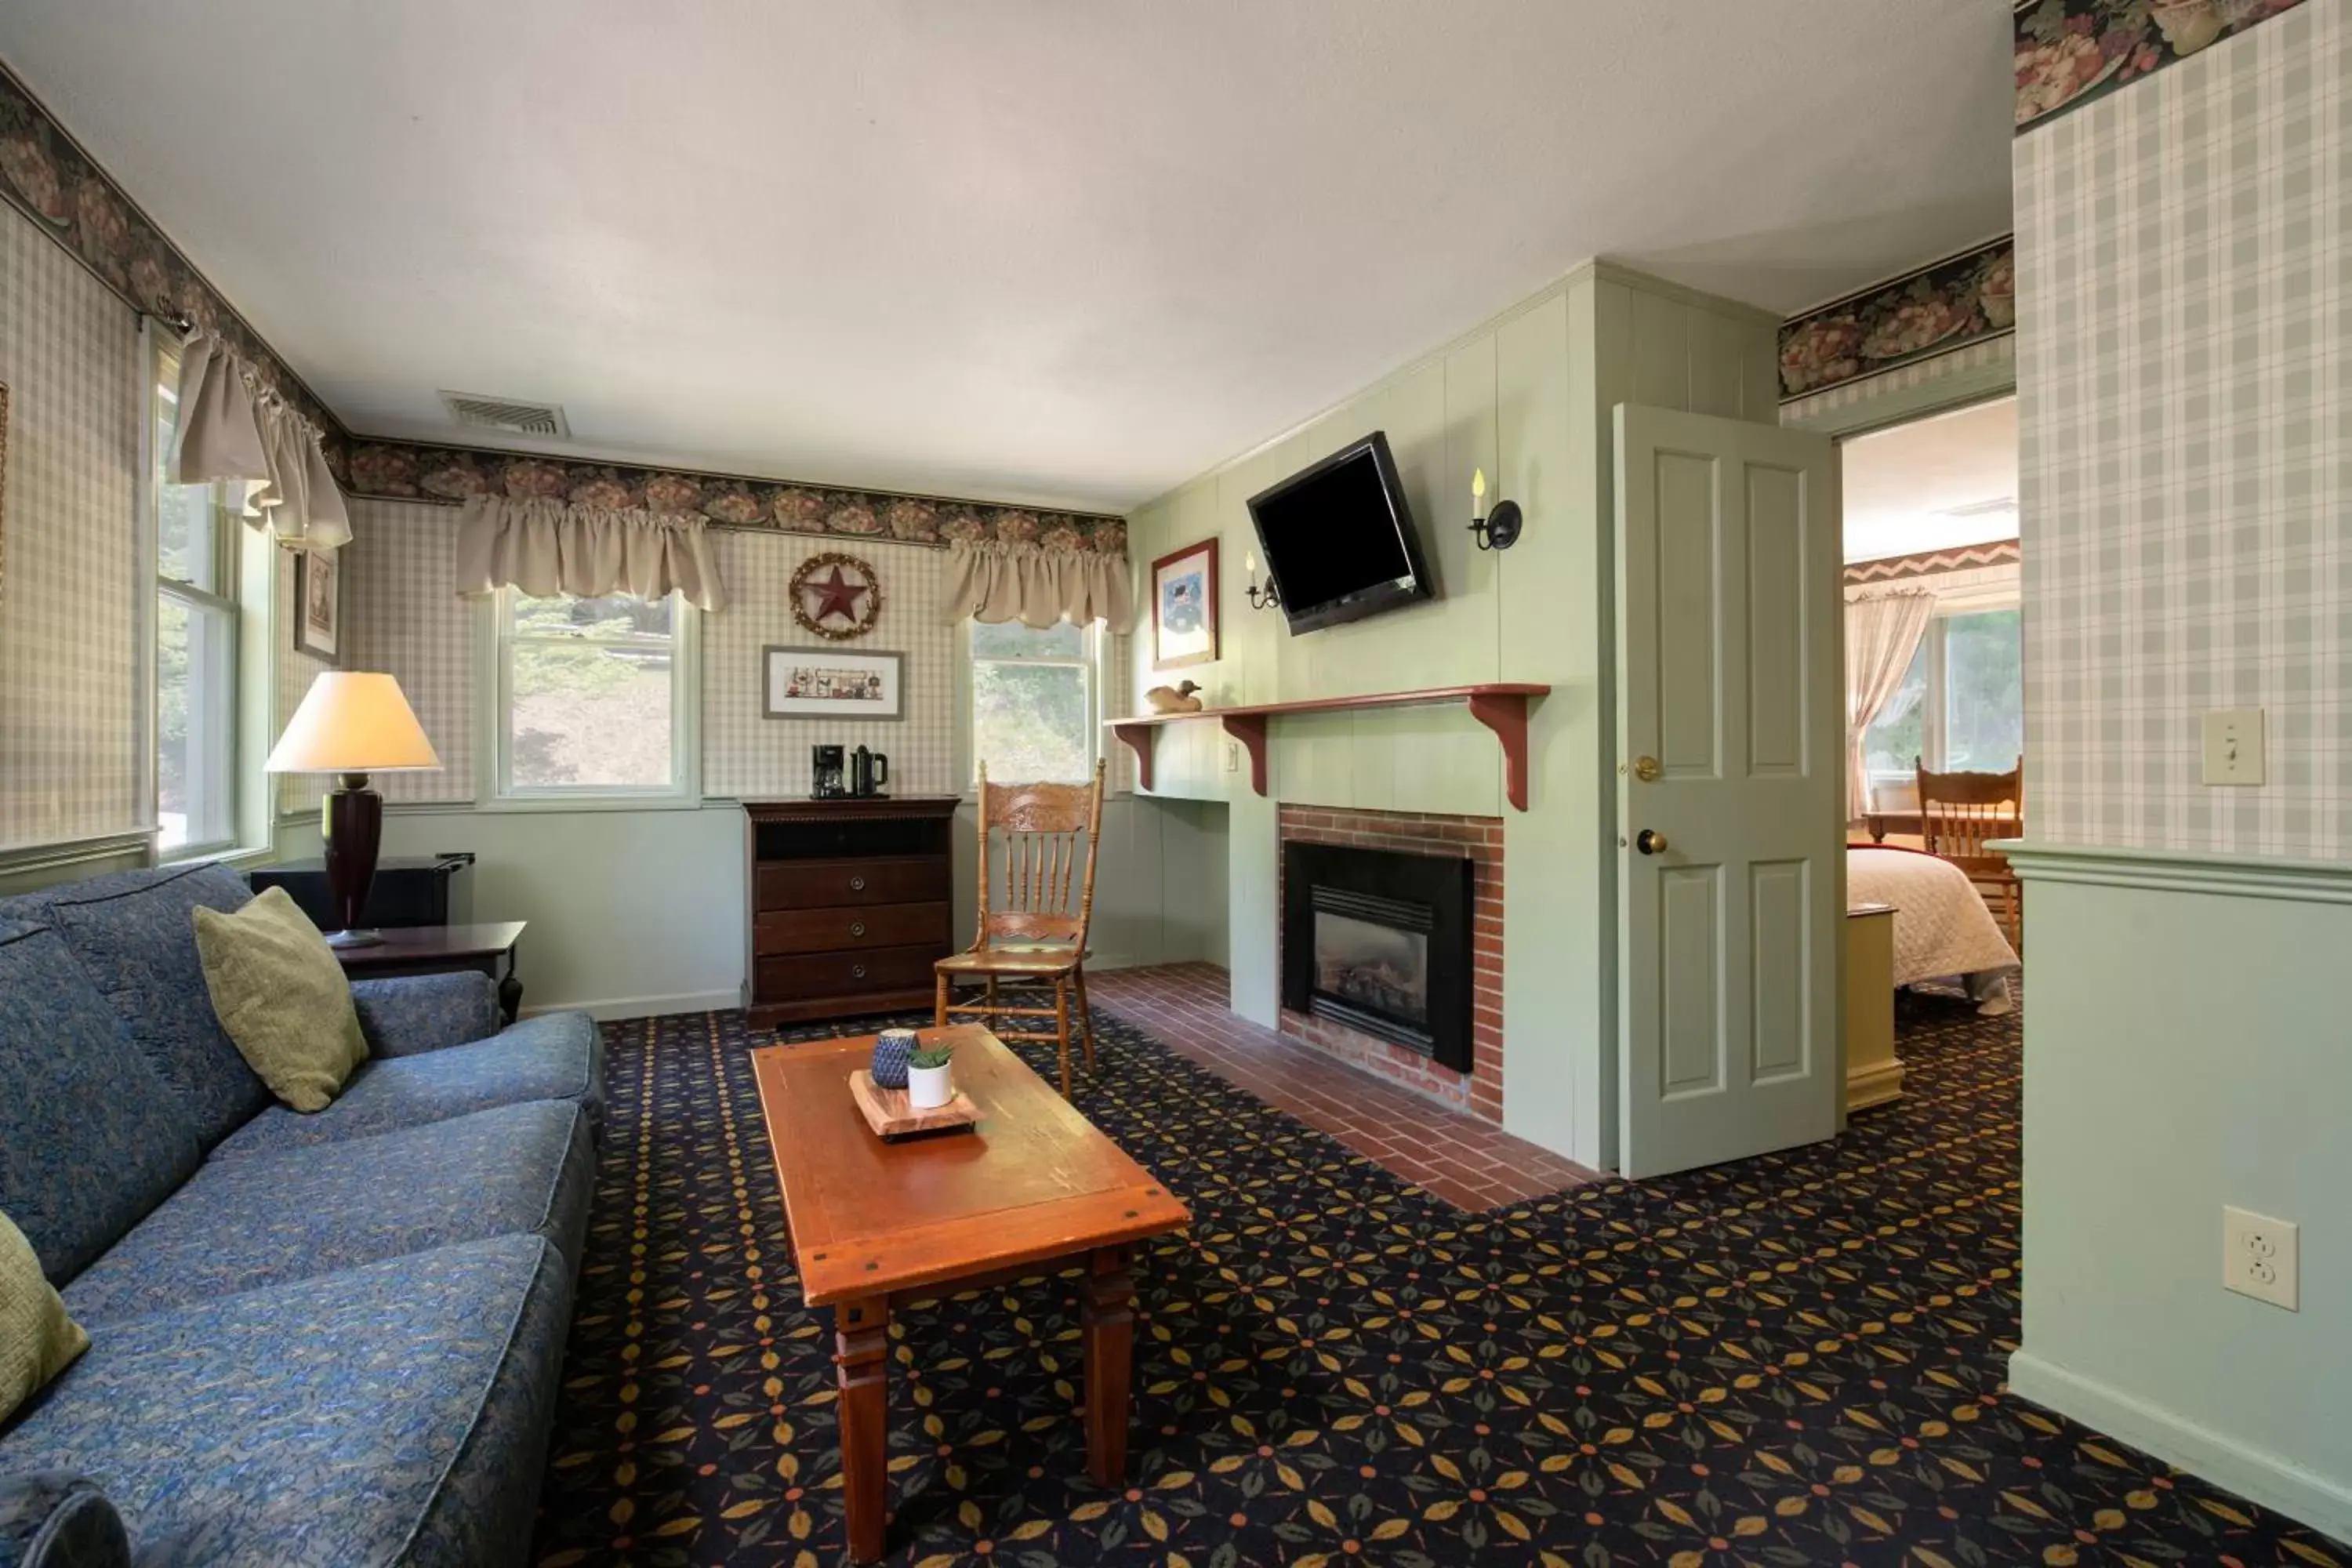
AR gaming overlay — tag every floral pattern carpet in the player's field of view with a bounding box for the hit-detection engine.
[532,996,2345,1568]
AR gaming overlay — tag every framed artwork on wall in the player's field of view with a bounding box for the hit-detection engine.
[763,645,904,720]
[292,548,339,659]
[1152,537,1218,670]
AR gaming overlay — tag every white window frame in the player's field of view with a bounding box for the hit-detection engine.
[959,617,1107,795]
[1863,590,2023,796]
[147,328,274,864]
[477,586,702,811]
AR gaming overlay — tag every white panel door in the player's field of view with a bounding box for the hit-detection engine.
[1615,406,1842,1179]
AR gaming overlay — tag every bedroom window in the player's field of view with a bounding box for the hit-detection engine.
[1863,605,2023,795]
[967,619,1101,786]
[488,589,699,803]
[152,342,242,857]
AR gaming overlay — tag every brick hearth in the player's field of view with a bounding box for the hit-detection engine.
[1277,804,1504,1120]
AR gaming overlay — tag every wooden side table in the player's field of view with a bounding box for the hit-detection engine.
[1844,903,1902,1110]
[333,921,529,1025]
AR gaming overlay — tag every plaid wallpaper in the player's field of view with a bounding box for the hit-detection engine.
[0,200,139,850]
[338,499,474,805]
[2016,0,2348,859]
[702,532,956,800]
[274,548,334,818]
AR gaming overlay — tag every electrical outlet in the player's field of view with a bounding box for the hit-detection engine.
[2201,709,2266,786]
[1223,741,1240,773]
[2223,1206,2299,1310]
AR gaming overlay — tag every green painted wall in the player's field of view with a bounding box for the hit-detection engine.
[1123,261,1778,1167]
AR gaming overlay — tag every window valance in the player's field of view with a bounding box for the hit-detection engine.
[456,495,728,612]
[166,330,351,550]
[938,539,1132,631]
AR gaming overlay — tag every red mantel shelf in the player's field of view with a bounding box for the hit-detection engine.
[1105,683,1551,811]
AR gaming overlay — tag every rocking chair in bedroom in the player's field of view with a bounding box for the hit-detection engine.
[1916,757,2024,948]
[934,758,1107,1096]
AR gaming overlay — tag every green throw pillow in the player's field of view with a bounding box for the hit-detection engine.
[1,1206,88,1423]
[193,885,369,1112]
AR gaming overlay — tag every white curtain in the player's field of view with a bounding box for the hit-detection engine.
[167,329,351,550]
[456,495,728,612]
[939,539,1132,630]
[1845,590,1936,818]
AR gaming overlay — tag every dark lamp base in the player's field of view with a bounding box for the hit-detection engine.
[324,928,385,949]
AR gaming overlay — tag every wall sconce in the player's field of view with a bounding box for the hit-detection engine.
[1468,467,1523,552]
[1243,550,1283,612]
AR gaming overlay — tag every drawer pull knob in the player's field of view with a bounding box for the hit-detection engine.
[851,964,867,979]
[851,921,866,938]
[850,875,866,891]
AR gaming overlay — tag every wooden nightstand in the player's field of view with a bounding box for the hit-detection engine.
[332,920,529,1025]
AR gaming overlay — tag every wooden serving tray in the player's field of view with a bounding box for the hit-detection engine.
[848,1069,981,1138]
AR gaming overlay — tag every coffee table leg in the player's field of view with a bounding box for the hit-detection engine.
[1080,1246,1136,1486]
[834,1296,890,1562]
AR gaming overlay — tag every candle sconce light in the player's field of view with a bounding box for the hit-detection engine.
[1468,467,1523,552]
[1243,550,1283,612]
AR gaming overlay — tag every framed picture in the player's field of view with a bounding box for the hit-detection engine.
[763,645,904,720]
[1152,536,1219,670]
[292,548,339,659]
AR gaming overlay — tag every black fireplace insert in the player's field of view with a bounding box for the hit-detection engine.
[1280,840,1474,1073]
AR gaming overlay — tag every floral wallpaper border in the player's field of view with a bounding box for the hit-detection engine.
[2014,0,2307,132]
[1779,236,2015,401]
[346,439,1127,553]
[0,58,346,463]
[1845,538,2020,586]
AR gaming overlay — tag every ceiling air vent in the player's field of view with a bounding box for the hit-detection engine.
[438,390,571,439]
[1936,497,2018,519]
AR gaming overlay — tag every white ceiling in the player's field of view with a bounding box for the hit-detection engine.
[1841,395,2017,562]
[0,1,2015,512]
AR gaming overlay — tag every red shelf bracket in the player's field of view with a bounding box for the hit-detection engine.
[1109,722,1156,793]
[1465,691,1534,811]
[1219,713,1269,797]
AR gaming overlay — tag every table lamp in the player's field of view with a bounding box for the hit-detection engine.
[265,672,442,947]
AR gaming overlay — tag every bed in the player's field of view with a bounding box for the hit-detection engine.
[1848,844,2020,1014]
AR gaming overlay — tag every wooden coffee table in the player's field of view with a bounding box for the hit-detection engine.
[753,1025,1189,1563]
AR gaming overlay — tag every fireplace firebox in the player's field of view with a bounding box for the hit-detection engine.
[1281,840,1474,1073]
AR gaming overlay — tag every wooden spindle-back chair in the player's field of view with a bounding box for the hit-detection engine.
[933,758,1106,1094]
[1916,756,2024,947]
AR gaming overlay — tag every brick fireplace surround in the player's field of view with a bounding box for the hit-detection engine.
[1277,804,1504,1121]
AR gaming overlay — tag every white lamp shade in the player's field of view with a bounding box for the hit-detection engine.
[266,672,442,774]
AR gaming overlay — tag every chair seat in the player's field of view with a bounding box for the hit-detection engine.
[936,946,1090,978]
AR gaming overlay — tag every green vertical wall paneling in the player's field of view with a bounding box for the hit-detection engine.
[1120,260,1777,1166]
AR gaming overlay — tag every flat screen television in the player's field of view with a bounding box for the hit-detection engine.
[1244,431,1433,634]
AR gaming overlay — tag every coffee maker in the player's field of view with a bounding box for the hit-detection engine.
[811,744,847,799]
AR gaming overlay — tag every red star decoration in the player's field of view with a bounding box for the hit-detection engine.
[803,564,869,624]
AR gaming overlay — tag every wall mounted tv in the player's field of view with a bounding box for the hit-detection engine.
[1244,431,1433,634]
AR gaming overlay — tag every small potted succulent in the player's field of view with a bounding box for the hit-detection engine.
[906,1038,956,1110]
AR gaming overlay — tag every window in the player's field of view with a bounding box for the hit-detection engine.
[967,619,1100,785]
[492,589,696,800]
[152,342,241,856]
[1862,604,2022,797]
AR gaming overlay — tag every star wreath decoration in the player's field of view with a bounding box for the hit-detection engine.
[789,552,883,641]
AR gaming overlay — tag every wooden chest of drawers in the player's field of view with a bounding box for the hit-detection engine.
[742,797,960,1028]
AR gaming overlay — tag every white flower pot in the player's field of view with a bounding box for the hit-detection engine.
[906,1062,953,1110]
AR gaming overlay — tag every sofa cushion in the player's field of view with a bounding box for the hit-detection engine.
[2,1208,89,1427]
[0,1235,569,1568]
[191,887,368,1112]
[64,1100,593,1326]
[209,1012,603,1160]
[349,971,500,1058]
[0,921,203,1283]
[28,865,268,1150]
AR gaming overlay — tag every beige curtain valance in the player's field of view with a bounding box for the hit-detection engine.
[939,540,1132,631]
[456,495,728,612]
[166,329,351,550]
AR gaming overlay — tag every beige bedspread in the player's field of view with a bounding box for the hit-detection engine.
[1848,846,2020,1013]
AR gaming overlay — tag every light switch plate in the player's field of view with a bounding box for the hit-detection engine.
[1223,740,1240,773]
[2201,709,2266,786]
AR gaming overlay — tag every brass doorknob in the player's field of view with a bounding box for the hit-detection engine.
[1635,829,1669,855]
[1632,755,1663,782]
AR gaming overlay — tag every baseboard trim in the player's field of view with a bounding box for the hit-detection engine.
[2007,1349,2352,1541]
[521,989,744,1024]
[1994,840,2352,906]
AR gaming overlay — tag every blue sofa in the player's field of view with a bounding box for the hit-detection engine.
[0,862,604,1567]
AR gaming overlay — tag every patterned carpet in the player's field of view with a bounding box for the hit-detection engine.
[532,996,2346,1567]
